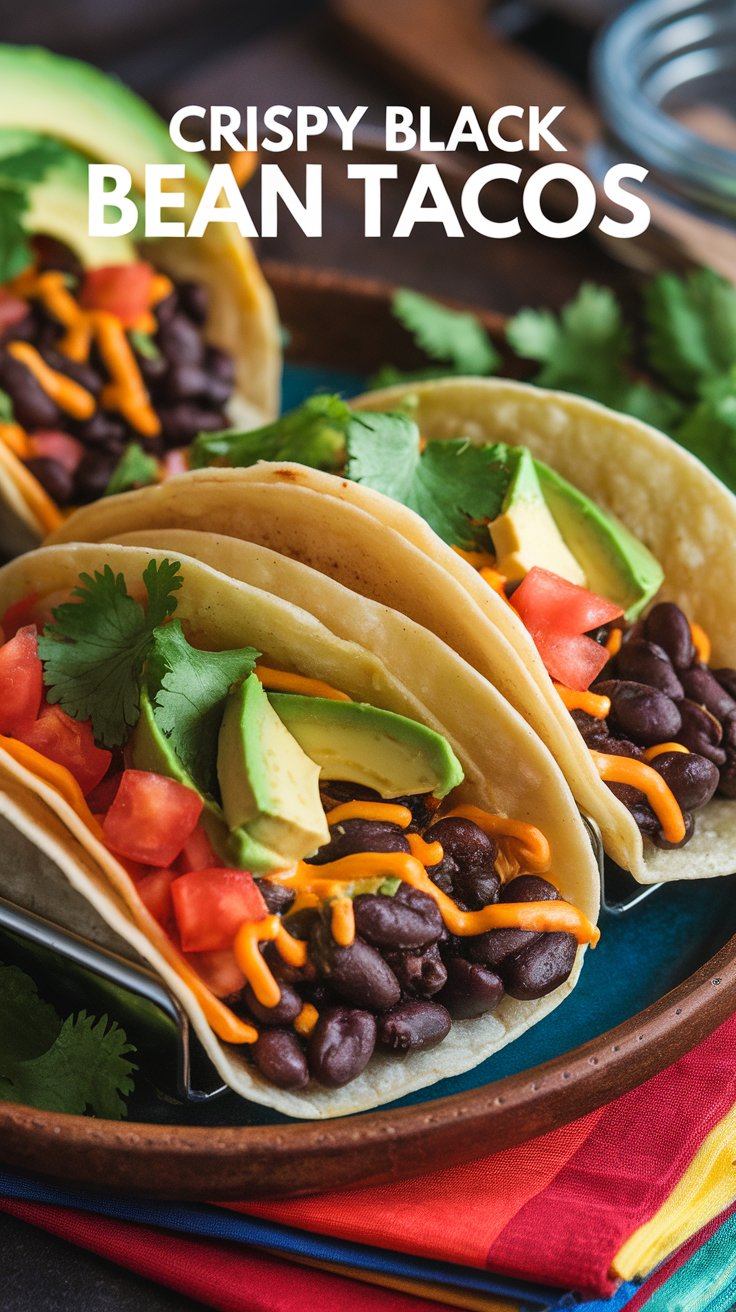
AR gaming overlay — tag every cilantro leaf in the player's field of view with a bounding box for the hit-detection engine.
[0,184,33,282]
[0,387,14,423]
[38,559,182,747]
[345,411,511,550]
[0,965,136,1118]
[644,269,736,398]
[392,288,499,375]
[0,139,70,282]
[105,442,159,496]
[190,393,350,471]
[674,370,736,492]
[129,330,161,362]
[149,620,259,795]
[507,284,630,399]
[0,137,67,185]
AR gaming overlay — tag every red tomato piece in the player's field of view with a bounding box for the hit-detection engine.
[79,263,155,327]
[28,431,85,474]
[1,594,40,640]
[163,448,189,479]
[0,292,29,334]
[184,948,246,998]
[137,868,176,929]
[175,823,223,874]
[512,567,623,691]
[18,704,112,795]
[103,769,203,866]
[0,625,43,733]
[171,867,267,954]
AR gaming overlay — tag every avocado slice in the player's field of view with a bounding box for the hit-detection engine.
[489,447,586,585]
[535,459,663,619]
[0,45,208,193]
[268,694,464,799]
[218,674,330,867]
[0,129,138,268]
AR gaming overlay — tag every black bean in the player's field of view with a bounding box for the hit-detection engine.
[678,700,726,765]
[73,448,122,500]
[718,716,736,799]
[713,669,736,702]
[353,888,443,949]
[77,410,128,448]
[504,933,577,1000]
[378,1001,451,1054]
[423,817,500,909]
[644,602,695,669]
[570,709,609,747]
[177,281,210,324]
[154,291,179,326]
[309,818,409,866]
[259,879,295,915]
[605,782,660,834]
[390,792,440,832]
[598,680,681,746]
[262,939,316,988]
[137,351,168,384]
[158,403,228,447]
[42,347,103,396]
[0,352,61,428]
[253,1029,309,1090]
[615,639,684,699]
[680,668,736,723]
[156,313,205,366]
[240,980,302,1026]
[501,875,560,903]
[319,781,380,807]
[31,234,83,279]
[310,923,400,1012]
[437,957,505,1019]
[161,362,231,408]
[308,1006,376,1087]
[206,345,236,385]
[466,927,540,969]
[24,456,74,504]
[651,751,720,811]
[651,811,694,849]
[383,942,447,997]
[1,309,36,343]
[589,732,645,760]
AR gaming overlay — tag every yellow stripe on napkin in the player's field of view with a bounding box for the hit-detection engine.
[612,1102,736,1281]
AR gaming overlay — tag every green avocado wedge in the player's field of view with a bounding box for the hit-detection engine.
[267,694,464,799]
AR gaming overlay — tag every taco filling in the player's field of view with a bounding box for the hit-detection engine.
[0,558,596,1095]
[185,396,735,856]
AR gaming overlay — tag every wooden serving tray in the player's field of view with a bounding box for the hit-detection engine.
[0,262,734,1200]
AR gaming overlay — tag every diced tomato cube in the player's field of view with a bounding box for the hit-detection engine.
[28,431,85,474]
[0,625,43,734]
[17,704,112,795]
[184,948,246,999]
[175,823,223,874]
[102,769,203,866]
[137,868,176,929]
[512,567,623,691]
[0,292,30,335]
[171,867,267,954]
[79,263,154,327]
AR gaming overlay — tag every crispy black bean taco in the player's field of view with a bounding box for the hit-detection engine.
[48,380,736,883]
[0,540,599,1116]
[0,45,279,558]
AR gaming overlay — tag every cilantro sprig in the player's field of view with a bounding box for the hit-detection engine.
[0,136,68,281]
[38,559,183,748]
[0,963,136,1118]
[372,288,499,388]
[190,393,351,471]
[105,442,160,496]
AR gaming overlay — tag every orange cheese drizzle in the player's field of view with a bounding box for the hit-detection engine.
[327,801,412,828]
[590,750,686,843]
[452,546,497,570]
[0,735,104,839]
[228,149,260,188]
[293,1003,319,1037]
[95,312,160,437]
[273,853,598,944]
[643,742,689,762]
[407,832,444,867]
[0,422,30,458]
[555,683,611,719]
[479,566,510,599]
[605,628,623,657]
[690,623,711,664]
[442,804,551,874]
[7,341,95,420]
[331,897,355,946]
[255,665,352,702]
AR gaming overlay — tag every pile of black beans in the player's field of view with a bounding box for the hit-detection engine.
[231,802,578,1092]
[0,239,235,505]
[572,601,734,847]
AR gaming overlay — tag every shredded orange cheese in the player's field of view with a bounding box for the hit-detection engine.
[7,341,95,420]
[442,804,551,873]
[331,896,356,946]
[327,801,412,828]
[605,628,623,657]
[590,750,686,843]
[690,622,711,664]
[255,665,352,702]
[293,1003,319,1037]
[555,683,611,719]
[643,742,689,762]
